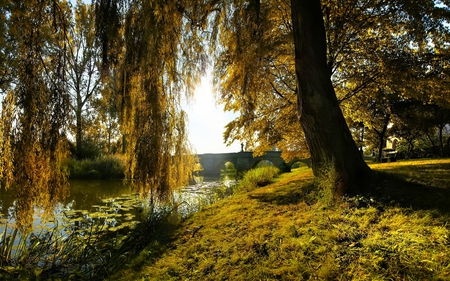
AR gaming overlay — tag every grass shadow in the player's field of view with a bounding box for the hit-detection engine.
[363,160,450,214]
[105,212,185,280]
[248,175,317,206]
[248,161,450,216]
[368,170,450,215]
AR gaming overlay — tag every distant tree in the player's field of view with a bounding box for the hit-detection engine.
[428,104,450,157]
[66,1,102,158]
[95,71,121,154]
[386,97,450,158]
[389,100,425,158]
[350,89,401,162]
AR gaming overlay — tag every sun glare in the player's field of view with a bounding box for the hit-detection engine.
[185,77,239,154]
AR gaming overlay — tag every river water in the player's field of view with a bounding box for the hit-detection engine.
[0,177,234,235]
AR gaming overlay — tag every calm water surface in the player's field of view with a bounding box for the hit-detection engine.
[0,177,228,234]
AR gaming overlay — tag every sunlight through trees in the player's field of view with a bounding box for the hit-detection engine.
[0,0,449,218]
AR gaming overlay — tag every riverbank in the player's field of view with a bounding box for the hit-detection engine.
[111,159,450,280]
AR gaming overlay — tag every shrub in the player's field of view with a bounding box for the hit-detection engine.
[238,165,280,192]
[66,155,126,179]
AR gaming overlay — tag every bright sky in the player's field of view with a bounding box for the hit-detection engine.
[184,76,240,154]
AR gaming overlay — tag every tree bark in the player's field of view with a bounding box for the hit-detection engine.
[446,136,450,156]
[290,0,372,195]
[76,108,83,158]
[438,125,444,157]
[374,118,389,163]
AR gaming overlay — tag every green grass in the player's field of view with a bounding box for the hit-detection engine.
[238,165,280,192]
[110,159,450,281]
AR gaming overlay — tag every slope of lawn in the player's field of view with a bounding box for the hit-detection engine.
[112,159,450,281]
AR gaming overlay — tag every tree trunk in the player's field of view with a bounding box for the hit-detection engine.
[122,134,126,154]
[446,136,450,156]
[374,120,388,163]
[438,125,444,157]
[76,109,83,158]
[407,140,414,159]
[290,0,372,195]
[425,133,437,156]
[377,130,384,163]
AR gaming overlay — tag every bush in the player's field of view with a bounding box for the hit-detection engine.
[66,155,126,179]
[69,138,103,160]
[238,165,280,192]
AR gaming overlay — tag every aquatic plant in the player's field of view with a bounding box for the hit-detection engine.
[0,175,238,280]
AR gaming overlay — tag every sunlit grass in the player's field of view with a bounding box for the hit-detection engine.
[238,165,281,192]
[370,158,450,188]
[112,159,450,281]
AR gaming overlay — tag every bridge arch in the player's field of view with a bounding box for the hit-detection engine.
[214,160,237,176]
[287,158,312,169]
[250,159,275,169]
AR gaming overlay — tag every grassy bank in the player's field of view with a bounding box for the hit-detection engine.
[112,159,450,280]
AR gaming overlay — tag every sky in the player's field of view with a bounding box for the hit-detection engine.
[184,76,241,154]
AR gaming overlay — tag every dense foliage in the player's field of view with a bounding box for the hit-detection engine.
[0,0,449,227]
[0,0,199,228]
[209,0,450,162]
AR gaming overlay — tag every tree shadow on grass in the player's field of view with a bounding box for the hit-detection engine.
[368,170,450,215]
[248,161,450,217]
[248,180,318,206]
[105,214,184,280]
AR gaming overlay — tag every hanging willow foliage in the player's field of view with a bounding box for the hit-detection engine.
[0,0,71,230]
[95,0,207,202]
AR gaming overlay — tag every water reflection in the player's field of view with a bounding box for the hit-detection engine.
[0,178,234,234]
[0,180,138,233]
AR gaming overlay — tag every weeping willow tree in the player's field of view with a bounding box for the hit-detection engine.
[95,0,206,202]
[0,0,71,229]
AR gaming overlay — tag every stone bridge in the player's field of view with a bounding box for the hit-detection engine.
[196,151,310,176]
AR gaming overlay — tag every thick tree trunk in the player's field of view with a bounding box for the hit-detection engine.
[290,0,372,195]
